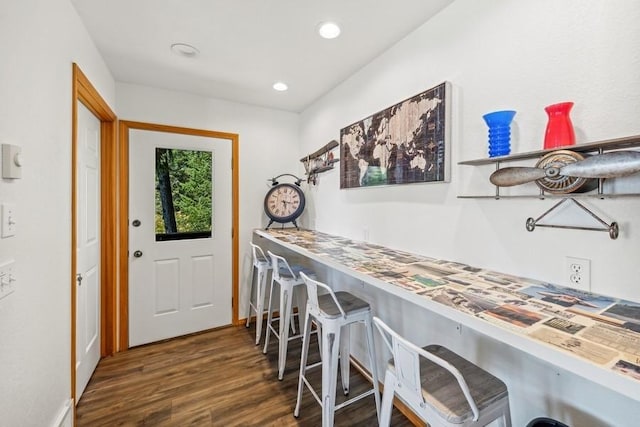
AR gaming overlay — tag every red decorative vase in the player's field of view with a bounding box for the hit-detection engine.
[543,102,575,150]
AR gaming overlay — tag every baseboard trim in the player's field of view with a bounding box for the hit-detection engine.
[51,398,73,427]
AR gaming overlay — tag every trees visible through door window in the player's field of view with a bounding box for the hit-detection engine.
[155,148,212,241]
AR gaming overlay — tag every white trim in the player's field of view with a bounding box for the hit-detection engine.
[50,398,73,427]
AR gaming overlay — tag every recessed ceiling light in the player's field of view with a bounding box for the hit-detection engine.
[170,43,200,58]
[273,81,288,92]
[318,22,341,39]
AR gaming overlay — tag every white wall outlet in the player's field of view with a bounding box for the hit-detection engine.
[0,259,16,300]
[566,256,590,290]
[1,203,16,238]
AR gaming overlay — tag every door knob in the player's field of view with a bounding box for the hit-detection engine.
[76,273,83,286]
[132,219,141,227]
[133,250,143,258]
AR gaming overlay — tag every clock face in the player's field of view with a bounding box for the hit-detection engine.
[264,183,305,223]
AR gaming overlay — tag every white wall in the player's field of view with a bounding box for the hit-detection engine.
[301,0,640,302]
[0,0,115,426]
[2,0,637,424]
[116,83,300,319]
[299,0,640,425]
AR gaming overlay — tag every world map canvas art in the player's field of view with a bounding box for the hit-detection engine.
[340,82,450,189]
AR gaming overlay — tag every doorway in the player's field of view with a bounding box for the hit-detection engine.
[118,121,239,348]
[75,101,102,398]
[71,63,118,404]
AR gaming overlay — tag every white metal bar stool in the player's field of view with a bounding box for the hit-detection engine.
[262,251,315,380]
[294,272,381,427]
[373,316,512,427]
[245,242,273,345]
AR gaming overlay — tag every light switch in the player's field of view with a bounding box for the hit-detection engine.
[0,260,15,300]
[1,203,16,238]
[2,144,22,179]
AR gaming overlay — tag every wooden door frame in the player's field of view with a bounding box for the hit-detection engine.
[118,120,240,350]
[71,63,118,403]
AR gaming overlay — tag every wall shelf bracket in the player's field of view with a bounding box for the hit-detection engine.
[525,197,619,239]
[300,140,339,185]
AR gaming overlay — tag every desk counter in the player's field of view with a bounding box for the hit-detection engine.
[255,228,640,402]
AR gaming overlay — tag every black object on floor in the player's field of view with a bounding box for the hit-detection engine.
[526,417,570,427]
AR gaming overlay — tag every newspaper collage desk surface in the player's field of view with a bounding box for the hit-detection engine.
[263,228,640,383]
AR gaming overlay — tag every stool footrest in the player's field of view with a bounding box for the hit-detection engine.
[265,320,303,341]
[334,389,375,411]
[302,361,323,372]
[299,371,377,412]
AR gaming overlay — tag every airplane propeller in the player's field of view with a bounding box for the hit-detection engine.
[489,150,640,187]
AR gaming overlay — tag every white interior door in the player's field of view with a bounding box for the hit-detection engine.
[75,102,101,400]
[128,128,232,347]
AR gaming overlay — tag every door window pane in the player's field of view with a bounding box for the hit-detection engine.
[155,148,212,241]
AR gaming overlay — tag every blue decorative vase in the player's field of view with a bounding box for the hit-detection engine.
[483,110,516,157]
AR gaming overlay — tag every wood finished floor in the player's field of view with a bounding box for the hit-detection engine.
[76,321,414,426]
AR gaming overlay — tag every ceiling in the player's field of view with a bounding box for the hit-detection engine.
[71,0,453,112]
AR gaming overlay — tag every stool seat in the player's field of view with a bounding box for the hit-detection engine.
[278,264,314,279]
[390,344,508,424]
[255,252,269,264]
[373,317,512,427]
[318,291,370,318]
